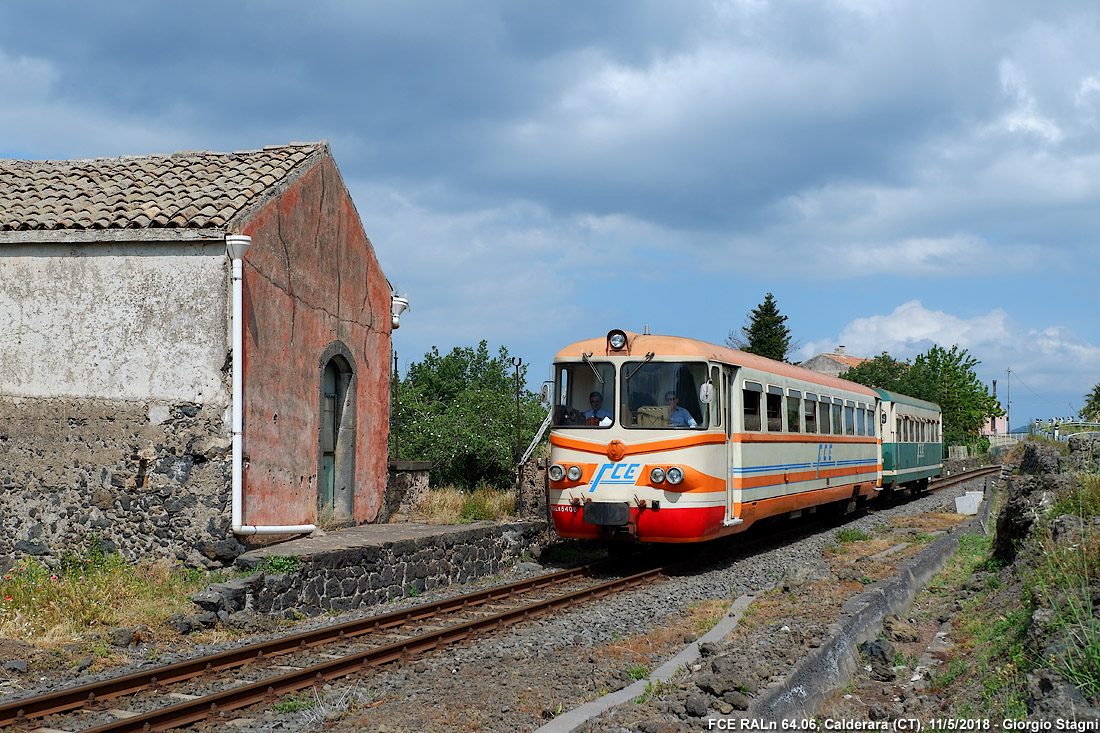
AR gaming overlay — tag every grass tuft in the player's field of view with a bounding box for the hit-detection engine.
[0,543,220,648]
[835,528,872,543]
[414,482,515,524]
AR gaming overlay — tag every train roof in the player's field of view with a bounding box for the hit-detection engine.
[871,387,941,411]
[554,332,879,398]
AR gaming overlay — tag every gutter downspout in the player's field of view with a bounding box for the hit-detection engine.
[226,235,316,536]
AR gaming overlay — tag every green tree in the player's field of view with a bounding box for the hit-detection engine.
[836,352,910,392]
[390,341,546,488]
[839,344,1003,447]
[1081,382,1100,422]
[728,292,793,362]
[905,345,1003,445]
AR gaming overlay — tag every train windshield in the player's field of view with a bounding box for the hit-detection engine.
[552,361,617,428]
[621,361,709,429]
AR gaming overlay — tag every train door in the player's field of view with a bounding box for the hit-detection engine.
[723,366,737,524]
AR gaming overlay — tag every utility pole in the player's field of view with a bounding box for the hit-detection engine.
[512,358,523,512]
[392,350,400,460]
[1005,367,1012,435]
[991,379,997,434]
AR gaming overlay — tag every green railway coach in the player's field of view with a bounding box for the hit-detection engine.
[874,388,943,491]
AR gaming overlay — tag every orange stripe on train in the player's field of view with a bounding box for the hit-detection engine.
[549,433,727,456]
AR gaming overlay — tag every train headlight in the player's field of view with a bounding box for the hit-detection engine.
[566,465,583,481]
[607,329,628,351]
[666,466,684,485]
[548,464,565,482]
[650,467,666,483]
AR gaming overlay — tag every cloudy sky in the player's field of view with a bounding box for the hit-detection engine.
[3,1,1098,428]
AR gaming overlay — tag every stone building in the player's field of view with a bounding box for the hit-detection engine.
[798,346,870,378]
[0,142,396,567]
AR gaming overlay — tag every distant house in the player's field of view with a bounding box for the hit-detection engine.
[799,346,870,378]
[0,142,395,567]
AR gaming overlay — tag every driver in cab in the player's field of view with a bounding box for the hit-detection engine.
[666,392,697,427]
[585,391,613,426]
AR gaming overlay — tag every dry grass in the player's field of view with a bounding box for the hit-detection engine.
[594,598,731,675]
[0,551,219,658]
[888,512,967,533]
[734,580,864,637]
[413,485,516,524]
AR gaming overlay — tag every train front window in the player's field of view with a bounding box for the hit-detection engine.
[552,361,616,428]
[622,361,709,429]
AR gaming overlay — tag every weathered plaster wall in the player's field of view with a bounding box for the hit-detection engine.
[0,242,229,404]
[0,241,240,566]
[239,157,392,528]
[0,397,243,568]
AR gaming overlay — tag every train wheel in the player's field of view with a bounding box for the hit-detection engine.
[908,478,929,496]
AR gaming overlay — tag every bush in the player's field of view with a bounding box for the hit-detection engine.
[391,341,547,488]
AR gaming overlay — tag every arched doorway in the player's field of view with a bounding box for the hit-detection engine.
[319,347,356,523]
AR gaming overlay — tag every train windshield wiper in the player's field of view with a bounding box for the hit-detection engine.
[625,351,655,381]
[582,352,603,384]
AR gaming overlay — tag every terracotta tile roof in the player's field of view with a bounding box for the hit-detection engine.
[828,353,870,368]
[0,143,325,232]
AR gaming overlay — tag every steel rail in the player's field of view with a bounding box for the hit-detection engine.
[930,464,1000,492]
[0,559,620,727]
[78,565,665,732]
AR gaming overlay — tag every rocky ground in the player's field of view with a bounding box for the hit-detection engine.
[249,480,992,732]
[5,449,1097,732]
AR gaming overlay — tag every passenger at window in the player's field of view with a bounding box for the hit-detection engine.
[665,393,697,427]
[585,391,613,425]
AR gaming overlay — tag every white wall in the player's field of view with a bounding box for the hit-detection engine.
[0,242,229,404]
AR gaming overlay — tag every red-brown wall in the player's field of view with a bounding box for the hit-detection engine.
[238,155,391,526]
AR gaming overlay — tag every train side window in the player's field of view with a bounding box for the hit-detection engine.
[831,402,843,436]
[866,408,875,438]
[743,381,762,431]
[819,397,832,434]
[855,403,865,436]
[787,390,801,433]
[844,401,855,436]
[804,392,817,434]
[766,386,783,431]
[896,417,902,441]
[710,366,722,428]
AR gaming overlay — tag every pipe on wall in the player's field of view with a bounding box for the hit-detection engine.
[226,234,316,536]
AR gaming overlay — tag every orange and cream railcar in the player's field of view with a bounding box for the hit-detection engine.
[548,330,882,543]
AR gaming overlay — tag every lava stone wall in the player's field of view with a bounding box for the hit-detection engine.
[0,397,245,570]
[190,521,547,623]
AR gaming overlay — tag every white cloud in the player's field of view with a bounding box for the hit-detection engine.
[0,47,181,158]
[993,59,1064,144]
[798,300,1100,420]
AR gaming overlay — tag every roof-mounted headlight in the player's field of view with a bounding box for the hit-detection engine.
[607,329,628,351]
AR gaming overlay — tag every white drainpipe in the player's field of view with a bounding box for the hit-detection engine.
[226,235,316,536]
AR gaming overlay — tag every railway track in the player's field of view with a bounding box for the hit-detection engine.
[0,560,666,731]
[932,463,1000,491]
[0,465,999,732]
